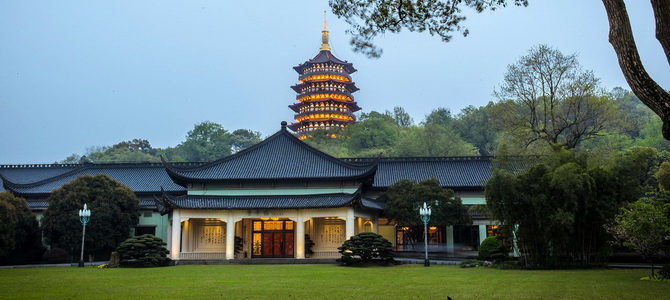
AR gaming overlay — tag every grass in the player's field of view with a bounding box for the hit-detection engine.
[1,264,668,299]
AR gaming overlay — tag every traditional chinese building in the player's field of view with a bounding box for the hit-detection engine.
[0,122,497,261]
[288,19,361,139]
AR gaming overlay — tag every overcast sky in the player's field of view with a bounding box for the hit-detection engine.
[1,0,668,164]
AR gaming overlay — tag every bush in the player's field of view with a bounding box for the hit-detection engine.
[116,234,170,267]
[42,247,69,264]
[337,232,394,265]
[660,264,670,279]
[479,236,508,261]
[305,234,315,257]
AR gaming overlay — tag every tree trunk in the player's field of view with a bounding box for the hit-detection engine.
[602,0,670,140]
[651,0,670,66]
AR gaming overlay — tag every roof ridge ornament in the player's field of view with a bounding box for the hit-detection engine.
[281,121,287,130]
[321,11,330,51]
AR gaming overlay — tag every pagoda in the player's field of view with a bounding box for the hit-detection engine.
[288,16,361,139]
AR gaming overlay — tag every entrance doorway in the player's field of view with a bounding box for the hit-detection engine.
[251,220,295,258]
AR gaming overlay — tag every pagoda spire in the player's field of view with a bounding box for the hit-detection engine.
[321,11,330,51]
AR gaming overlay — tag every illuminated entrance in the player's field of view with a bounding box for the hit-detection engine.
[252,220,295,258]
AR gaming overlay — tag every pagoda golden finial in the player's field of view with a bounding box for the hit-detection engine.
[321,10,330,51]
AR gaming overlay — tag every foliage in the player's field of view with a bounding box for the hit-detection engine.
[234,236,243,255]
[393,124,478,156]
[656,161,670,191]
[62,122,261,163]
[486,148,643,267]
[337,232,394,265]
[478,237,508,261]
[40,174,140,254]
[0,192,44,265]
[452,103,498,156]
[305,234,315,256]
[41,247,69,264]
[607,195,670,278]
[329,0,528,58]
[660,264,670,280]
[331,0,670,141]
[116,234,170,267]
[380,178,470,227]
[494,45,618,149]
[390,106,413,127]
[345,111,400,155]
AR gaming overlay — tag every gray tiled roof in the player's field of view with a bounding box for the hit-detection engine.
[1,163,187,195]
[164,126,377,183]
[160,193,362,210]
[343,157,495,188]
[0,165,79,192]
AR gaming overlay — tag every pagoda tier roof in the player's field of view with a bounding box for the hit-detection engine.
[0,162,192,196]
[289,101,361,113]
[295,90,355,101]
[155,188,382,214]
[287,119,356,131]
[162,122,378,185]
[294,50,357,74]
[293,110,356,120]
[291,80,359,93]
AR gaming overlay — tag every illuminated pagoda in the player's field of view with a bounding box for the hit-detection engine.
[288,15,361,139]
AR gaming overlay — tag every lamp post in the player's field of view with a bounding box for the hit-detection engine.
[419,202,431,267]
[78,203,91,267]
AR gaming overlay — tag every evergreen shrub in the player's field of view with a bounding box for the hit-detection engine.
[337,232,394,265]
[116,234,170,267]
[478,236,508,261]
[42,247,69,264]
[660,264,670,279]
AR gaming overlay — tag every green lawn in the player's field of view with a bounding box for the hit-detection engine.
[0,264,668,299]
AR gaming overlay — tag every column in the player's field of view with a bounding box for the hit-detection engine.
[225,215,236,260]
[295,212,305,259]
[170,210,181,260]
[372,218,379,234]
[446,225,454,254]
[478,225,487,245]
[345,208,355,240]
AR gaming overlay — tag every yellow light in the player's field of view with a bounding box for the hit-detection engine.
[429,226,438,231]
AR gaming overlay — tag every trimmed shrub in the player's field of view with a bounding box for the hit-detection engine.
[42,247,69,264]
[479,236,508,261]
[660,264,670,279]
[305,234,315,257]
[116,234,170,267]
[337,232,394,265]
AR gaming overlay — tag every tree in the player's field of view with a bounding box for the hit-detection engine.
[380,178,470,227]
[330,0,670,140]
[486,148,639,267]
[453,103,498,156]
[423,107,453,129]
[337,232,394,265]
[389,106,413,127]
[608,196,670,278]
[229,129,262,153]
[345,111,400,155]
[0,192,43,265]
[175,121,232,161]
[495,45,618,149]
[393,124,478,156]
[656,161,670,191]
[41,175,140,256]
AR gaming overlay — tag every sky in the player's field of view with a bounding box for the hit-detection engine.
[1,0,668,164]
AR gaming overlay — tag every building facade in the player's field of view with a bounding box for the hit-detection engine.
[0,123,497,261]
